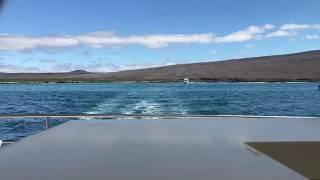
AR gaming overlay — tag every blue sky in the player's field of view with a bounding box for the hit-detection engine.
[0,0,320,72]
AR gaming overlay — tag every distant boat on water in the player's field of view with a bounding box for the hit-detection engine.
[184,78,190,84]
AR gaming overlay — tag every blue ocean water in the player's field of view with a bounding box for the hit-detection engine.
[0,82,320,141]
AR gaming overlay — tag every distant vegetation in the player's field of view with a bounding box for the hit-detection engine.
[0,50,320,83]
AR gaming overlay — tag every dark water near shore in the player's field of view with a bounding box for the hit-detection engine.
[0,82,320,141]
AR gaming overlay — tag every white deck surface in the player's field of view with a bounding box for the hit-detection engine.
[1,117,319,180]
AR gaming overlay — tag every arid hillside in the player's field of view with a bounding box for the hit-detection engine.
[0,50,320,82]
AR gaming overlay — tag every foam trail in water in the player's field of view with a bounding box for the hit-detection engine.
[85,96,125,115]
[83,96,126,120]
[84,92,190,118]
[122,100,162,115]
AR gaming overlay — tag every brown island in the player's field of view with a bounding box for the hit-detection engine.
[0,50,320,83]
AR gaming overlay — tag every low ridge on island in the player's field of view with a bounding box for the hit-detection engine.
[0,50,320,83]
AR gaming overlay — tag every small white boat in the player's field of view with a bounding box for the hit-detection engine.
[184,78,190,84]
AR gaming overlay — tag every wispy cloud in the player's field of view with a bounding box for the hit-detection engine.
[51,62,177,73]
[0,62,40,73]
[306,35,320,40]
[280,24,311,31]
[0,33,215,51]
[0,23,319,53]
[265,23,320,39]
[215,24,274,43]
[0,24,274,52]
[266,30,296,38]
[0,61,177,73]
[280,23,320,31]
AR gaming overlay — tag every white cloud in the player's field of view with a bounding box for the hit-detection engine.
[280,24,311,31]
[265,23,320,39]
[0,62,40,73]
[280,23,320,31]
[53,62,177,72]
[306,35,320,40]
[266,30,296,38]
[0,24,275,52]
[77,32,216,48]
[0,61,177,73]
[0,33,215,51]
[2,23,320,52]
[215,24,274,43]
